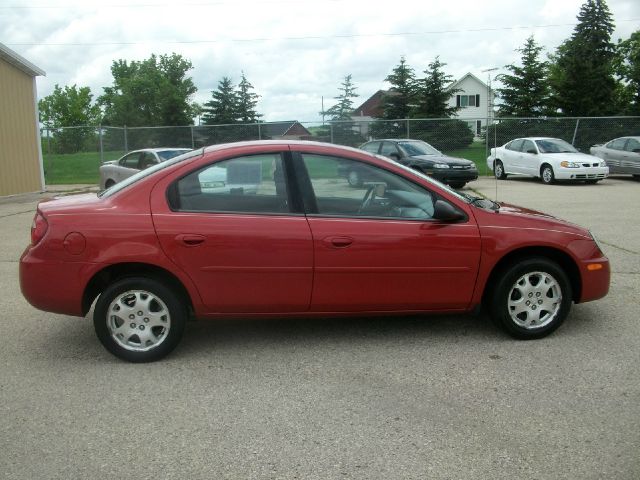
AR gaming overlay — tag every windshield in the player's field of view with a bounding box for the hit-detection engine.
[398,141,441,156]
[99,148,204,198]
[157,149,192,160]
[535,139,578,154]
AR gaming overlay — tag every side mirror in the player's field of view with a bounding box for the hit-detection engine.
[433,199,465,222]
[526,149,537,154]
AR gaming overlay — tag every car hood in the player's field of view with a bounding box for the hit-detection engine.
[540,152,601,163]
[409,154,475,166]
[101,160,118,166]
[473,201,591,239]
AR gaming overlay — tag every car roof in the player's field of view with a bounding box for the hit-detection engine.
[126,147,192,153]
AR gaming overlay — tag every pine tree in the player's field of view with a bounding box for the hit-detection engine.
[549,0,617,115]
[497,36,550,117]
[324,74,359,120]
[412,57,459,118]
[202,77,238,125]
[382,56,415,119]
[236,72,261,122]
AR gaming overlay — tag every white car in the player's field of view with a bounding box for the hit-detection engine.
[590,136,640,179]
[99,148,191,189]
[487,137,609,185]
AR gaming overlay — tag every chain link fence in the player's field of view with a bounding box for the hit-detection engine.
[40,116,640,184]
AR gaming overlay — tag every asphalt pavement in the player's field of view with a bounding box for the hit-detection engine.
[1,176,638,479]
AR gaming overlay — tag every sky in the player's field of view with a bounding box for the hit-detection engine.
[2,0,639,124]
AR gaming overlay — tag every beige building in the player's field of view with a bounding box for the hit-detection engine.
[0,43,45,196]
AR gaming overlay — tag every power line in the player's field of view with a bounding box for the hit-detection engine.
[4,0,342,9]
[7,19,639,47]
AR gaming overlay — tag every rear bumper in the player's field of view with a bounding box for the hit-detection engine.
[20,246,89,317]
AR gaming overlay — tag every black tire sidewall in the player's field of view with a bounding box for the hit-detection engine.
[490,258,572,339]
[93,277,187,362]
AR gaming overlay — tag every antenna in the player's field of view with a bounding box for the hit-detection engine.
[481,67,499,202]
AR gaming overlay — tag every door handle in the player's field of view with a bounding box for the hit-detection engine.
[322,236,353,248]
[175,234,205,247]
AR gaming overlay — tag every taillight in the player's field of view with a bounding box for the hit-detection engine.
[31,211,48,246]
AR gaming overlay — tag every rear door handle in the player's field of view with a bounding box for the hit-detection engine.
[175,234,205,247]
[322,236,353,248]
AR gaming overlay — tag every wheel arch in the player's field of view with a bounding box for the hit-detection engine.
[82,262,194,317]
[540,162,553,176]
[482,246,581,305]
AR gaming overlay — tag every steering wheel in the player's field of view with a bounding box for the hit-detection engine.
[358,184,376,214]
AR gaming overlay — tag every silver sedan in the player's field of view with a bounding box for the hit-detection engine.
[99,148,191,189]
[590,137,640,179]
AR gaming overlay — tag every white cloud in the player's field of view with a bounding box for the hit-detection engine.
[3,0,639,123]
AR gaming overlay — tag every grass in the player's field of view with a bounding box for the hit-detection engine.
[43,151,123,185]
[442,141,492,176]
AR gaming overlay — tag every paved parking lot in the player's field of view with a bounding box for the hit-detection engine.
[1,176,639,479]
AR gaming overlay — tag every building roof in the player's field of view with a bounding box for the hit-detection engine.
[447,72,488,91]
[352,90,388,117]
[260,121,310,137]
[0,43,45,77]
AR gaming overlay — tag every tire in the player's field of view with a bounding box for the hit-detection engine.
[632,175,640,181]
[494,160,507,180]
[104,179,116,188]
[448,181,466,189]
[347,170,363,187]
[489,257,572,339]
[541,164,555,184]
[585,179,600,184]
[93,277,187,362]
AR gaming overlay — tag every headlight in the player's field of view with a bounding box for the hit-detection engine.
[433,163,450,169]
[560,161,580,168]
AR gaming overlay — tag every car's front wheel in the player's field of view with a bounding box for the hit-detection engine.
[93,277,187,362]
[541,165,555,184]
[494,160,507,180]
[489,258,572,339]
[448,181,466,189]
[104,179,116,188]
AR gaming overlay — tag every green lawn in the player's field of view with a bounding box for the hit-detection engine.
[442,141,492,176]
[43,151,123,185]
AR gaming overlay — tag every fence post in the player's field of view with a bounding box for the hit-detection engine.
[124,125,128,152]
[190,125,195,149]
[257,122,262,140]
[99,125,104,163]
[571,118,580,146]
[330,123,334,144]
[406,119,410,139]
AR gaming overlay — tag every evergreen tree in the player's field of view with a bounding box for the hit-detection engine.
[324,74,359,120]
[382,56,416,119]
[549,0,617,115]
[412,57,459,118]
[614,30,640,114]
[497,36,551,117]
[202,77,238,125]
[235,72,261,122]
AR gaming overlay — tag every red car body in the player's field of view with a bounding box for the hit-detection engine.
[20,141,609,360]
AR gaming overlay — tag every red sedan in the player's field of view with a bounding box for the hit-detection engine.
[20,141,610,362]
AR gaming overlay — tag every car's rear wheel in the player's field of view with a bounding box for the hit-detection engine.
[489,258,572,339]
[448,181,466,189]
[585,179,600,184]
[494,161,507,180]
[541,164,555,184]
[93,277,187,362]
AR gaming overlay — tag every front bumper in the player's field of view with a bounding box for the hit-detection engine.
[555,166,609,181]
[430,168,479,184]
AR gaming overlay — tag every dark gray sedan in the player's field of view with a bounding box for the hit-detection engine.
[358,139,478,189]
[590,136,640,179]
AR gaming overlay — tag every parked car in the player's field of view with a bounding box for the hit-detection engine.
[355,139,478,189]
[590,136,640,179]
[487,137,608,184]
[99,148,192,189]
[20,141,610,362]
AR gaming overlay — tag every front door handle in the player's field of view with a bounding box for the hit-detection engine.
[175,234,206,247]
[322,236,353,248]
